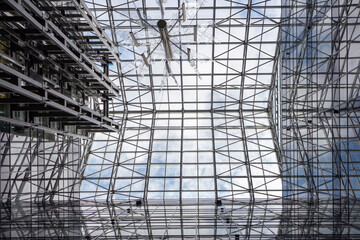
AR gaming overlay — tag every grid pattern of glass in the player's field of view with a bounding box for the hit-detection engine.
[1,128,82,203]
[281,0,360,199]
[0,0,360,238]
[80,0,282,203]
[276,0,360,237]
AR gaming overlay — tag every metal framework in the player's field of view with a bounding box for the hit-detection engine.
[1,0,360,239]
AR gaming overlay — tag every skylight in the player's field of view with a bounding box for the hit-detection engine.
[80,0,282,202]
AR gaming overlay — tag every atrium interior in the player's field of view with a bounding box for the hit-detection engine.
[0,0,360,239]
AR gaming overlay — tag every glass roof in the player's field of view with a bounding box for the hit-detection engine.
[1,0,360,239]
[80,0,282,202]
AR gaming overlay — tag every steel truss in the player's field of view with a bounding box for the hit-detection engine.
[2,198,360,239]
[0,0,121,137]
[0,0,360,239]
[276,0,360,238]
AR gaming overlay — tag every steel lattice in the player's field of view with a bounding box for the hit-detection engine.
[1,0,360,239]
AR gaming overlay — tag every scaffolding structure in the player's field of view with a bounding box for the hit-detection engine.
[1,0,360,239]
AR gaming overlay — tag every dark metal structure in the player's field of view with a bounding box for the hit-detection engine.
[1,0,359,239]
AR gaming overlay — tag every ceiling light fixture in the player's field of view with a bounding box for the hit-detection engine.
[127,0,209,88]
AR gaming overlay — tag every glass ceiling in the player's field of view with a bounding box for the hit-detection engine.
[80,0,282,202]
[1,0,360,238]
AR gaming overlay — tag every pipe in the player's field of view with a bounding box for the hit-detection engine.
[157,19,173,60]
